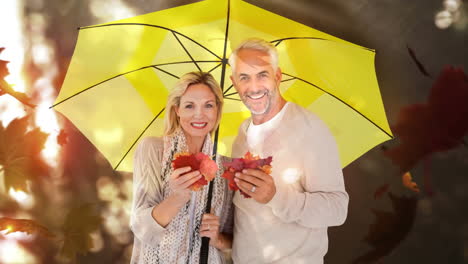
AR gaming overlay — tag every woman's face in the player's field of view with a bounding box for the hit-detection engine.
[176,83,218,139]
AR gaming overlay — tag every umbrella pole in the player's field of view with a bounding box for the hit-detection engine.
[200,0,230,261]
[199,128,219,262]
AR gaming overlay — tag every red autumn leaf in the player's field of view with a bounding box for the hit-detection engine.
[0,217,55,239]
[57,129,69,146]
[223,158,244,171]
[373,183,390,200]
[384,66,468,172]
[172,152,218,191]
[222,152,273,198]
[221,168,238,191]
[353,193,417,264]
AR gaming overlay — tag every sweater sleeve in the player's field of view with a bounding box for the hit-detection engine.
[265,118,349,228]
[129,137,167,245]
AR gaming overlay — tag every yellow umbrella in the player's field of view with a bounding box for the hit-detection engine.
[52,0,393,172]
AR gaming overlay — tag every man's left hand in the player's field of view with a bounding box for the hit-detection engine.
[234,169,276,203]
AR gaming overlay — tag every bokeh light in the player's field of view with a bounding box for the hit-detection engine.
[0,240,37,264]
[9,188,35,209]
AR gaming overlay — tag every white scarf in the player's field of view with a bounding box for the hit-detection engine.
[142,128,230,264]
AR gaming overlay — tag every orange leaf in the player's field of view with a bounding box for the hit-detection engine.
[402,172,420,193]
[200,158,217,181]
[0,217,55,238]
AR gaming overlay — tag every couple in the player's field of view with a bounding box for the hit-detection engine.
[129,38,349,264]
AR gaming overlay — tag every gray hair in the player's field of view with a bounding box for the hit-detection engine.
[228,38,279,74]
[163,71,224,136]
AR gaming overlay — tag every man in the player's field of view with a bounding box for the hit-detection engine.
[228,38,349,263]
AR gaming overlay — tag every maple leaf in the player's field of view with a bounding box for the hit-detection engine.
[402,172,419,193]
[60,203,102,261]
[0,217,55,238]
[384,66,468,172]
[0,47,36,107]
[222,152,273,198]
[172,152,218,191]
[223,158,244,171]
[57,129,69,146]
[0,115,49,191]
[353,193,417,264]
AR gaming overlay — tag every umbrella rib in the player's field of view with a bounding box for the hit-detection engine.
[271,37,375,52]
[114,107,165,170]
[282,72,393,138]
[153,66,180,79]
[224,91,238,97]
[171,31,202,72]
[281,77,296,82]
[50,67,148,108]
[208,63,222,73]
[50,61,218,108]
[223,84,234,95]
[80,23,222,60]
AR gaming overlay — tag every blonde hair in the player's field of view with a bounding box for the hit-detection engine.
[163,72,224,136]
[228,38,279,74]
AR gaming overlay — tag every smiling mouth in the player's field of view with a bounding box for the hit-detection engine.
[247,92,266,100]
[191,122,208,129]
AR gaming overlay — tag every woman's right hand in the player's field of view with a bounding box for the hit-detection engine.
[168,166,202,203]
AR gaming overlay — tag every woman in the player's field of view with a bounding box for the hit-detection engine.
[130,72,233,263]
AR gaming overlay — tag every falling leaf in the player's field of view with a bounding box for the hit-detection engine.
[402,172,420,193]
[0,217,55,238]
[384,66,468,172]
[0,115,49,191]
[222,152,273,198]
[172,152,218,191]
[407,45,432,78]
[353,193,418,264]
[374,184,390,200]
[57,129,69,146]
[60,203,102,261]
[0,48,36,108]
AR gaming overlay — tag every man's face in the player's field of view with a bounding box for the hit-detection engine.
[230,49,282,116]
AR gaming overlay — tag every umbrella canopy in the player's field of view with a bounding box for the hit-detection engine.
[53,0,393,172]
